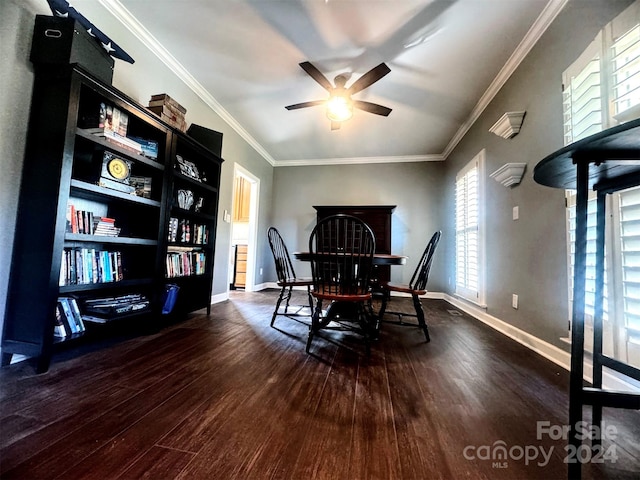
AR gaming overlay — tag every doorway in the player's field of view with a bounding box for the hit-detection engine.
[230,164,259,292]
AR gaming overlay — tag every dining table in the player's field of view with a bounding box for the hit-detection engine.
[293,251,408,331]
[293,252,407,266]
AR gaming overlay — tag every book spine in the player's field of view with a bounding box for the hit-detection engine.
[59,250,67,287]
[67,297,85,333]
[54,301,69,337]
[58,298,77,333]
[116,252,123,281]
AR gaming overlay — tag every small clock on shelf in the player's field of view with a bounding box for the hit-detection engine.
[99,151,135,194]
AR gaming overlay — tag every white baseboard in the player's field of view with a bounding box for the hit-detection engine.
[442,294,638,392]
[211,292,229,304]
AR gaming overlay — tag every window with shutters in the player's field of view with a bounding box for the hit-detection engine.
[563,0,640,368]
[455,150,485,306]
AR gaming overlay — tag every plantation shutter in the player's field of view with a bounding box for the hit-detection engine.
[562,36,603,144]
[612,25,640,118]
[455,159,479,301]
[566,193,609,326]
[619,186,640,366]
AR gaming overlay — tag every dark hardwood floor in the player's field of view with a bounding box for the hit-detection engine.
[1,290,638,479]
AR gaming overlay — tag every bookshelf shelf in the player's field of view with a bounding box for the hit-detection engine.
[65,233,158,246]
[59,277,155,294]
[2,64,223,373]
[170,208,216,222]
[75,128,165,171]
[70,180,162,207]
[173,172,218,193]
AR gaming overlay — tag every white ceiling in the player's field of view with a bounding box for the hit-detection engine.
[103,0,564,166]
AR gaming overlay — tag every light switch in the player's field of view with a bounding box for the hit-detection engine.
[513,206,519,220]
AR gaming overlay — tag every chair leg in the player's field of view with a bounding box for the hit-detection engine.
[413,294,430,342]
[283,286,293,314]
[359,303,371,356]
[306,299,323,353]
[306,286,314,315]
[377,290,389,335]
[271,285,287,327]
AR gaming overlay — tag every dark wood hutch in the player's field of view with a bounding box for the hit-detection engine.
[313,205,396,284]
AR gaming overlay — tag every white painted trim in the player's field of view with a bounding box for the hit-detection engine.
[443,294,639,392]
[441,0,569,159]
[232,165,260,292]
[99,0,567,167]
[98,0,276,166]
[272,154,444,167]
[253,282,274,291]
[211,292,229,304]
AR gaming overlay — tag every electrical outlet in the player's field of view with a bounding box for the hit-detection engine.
[512,294,519,309]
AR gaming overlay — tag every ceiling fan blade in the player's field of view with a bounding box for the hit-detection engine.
[347,63,391,95]
[331,121,341,131]
[285,100,326,110]
[299,61,334,92]
[353,100,392,116]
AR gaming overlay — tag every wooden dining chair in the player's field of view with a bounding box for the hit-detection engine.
[306,214,376,355]
[267,227,314,327]
[378,230,441,342]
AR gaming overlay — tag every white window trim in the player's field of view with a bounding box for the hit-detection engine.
[455,149,486,308]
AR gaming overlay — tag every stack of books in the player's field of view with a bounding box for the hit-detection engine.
[93,216,121,237]
[147,93,188,131]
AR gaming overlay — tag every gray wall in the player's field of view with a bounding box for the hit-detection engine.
[270,162,447,290]
[0,0,42,350]
[440,0,634,348]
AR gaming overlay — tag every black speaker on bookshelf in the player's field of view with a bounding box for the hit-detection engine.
[187,124,223,158]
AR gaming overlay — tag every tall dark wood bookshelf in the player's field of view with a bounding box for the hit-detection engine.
[1,65,223,373]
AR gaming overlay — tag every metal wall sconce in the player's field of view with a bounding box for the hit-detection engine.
[489,111,526,139]
[490,163,527,187]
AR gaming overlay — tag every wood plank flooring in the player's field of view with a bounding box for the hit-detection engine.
[1,290,638,479]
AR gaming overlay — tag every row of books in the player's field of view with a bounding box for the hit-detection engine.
[55,297,86,337]
[66,205,121,237]
[59,248,123,286]
[167,217,209,244]
[166,250,206,278]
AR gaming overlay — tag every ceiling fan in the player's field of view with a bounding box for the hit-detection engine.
[285,61,392,130]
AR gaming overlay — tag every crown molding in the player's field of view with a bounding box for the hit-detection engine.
[97,0,277,166]
[441,0,569,159]
[100,0,567,167]
[273,154,444,167]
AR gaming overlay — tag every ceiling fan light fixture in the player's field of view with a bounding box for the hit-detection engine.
[326,95,353,122]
